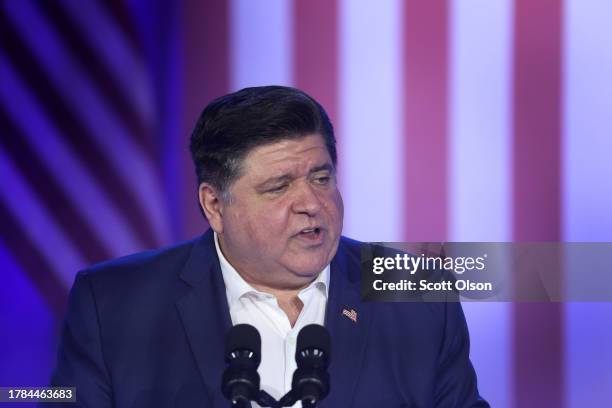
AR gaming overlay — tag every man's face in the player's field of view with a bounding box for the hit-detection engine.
[213,134,344,289]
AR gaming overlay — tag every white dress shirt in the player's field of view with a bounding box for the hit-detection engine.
[214,233,330,408]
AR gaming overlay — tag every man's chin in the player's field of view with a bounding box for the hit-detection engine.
[286,251,331,269]
[286,261,329,279]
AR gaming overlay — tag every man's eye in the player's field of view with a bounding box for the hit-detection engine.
[267,184,288,193]
[314,176,331,185]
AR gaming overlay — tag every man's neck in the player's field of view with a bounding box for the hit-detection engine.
[245,278,309,327]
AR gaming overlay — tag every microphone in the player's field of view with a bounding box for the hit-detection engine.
[222,324,261,407]
[279,324,331,407]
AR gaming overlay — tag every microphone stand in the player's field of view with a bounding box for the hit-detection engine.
[256,390,280,407]
[277,390,319,408]
[277,389,297,407]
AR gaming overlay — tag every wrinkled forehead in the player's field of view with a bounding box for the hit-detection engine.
[240,134,333,179]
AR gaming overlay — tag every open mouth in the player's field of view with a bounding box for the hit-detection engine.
[298,227,322,240]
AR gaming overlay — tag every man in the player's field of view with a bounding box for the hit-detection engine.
[51,86,489,407]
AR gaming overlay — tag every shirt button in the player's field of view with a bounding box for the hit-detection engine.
[288,336,296,345]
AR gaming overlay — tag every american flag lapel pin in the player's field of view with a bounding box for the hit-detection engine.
[341,307,358,323]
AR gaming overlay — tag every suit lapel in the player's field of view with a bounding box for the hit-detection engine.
[176,230,232,405]
[322,240,372,408]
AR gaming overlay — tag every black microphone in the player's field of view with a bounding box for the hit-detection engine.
[222,324,261,407]
[279,324,331,407]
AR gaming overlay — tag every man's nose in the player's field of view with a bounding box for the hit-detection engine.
[292,181,322,216]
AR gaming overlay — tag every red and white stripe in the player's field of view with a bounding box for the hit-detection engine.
[193,1,612,406]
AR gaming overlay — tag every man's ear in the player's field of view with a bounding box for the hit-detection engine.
[198,183,225,233]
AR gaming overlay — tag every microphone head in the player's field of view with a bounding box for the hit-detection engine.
[292,324,331,403]
[296,324,330,366]
[224,324,261,365]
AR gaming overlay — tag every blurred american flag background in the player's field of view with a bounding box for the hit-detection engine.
[1,0,611,406]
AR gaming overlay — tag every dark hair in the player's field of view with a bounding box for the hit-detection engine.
[190,86,337,199]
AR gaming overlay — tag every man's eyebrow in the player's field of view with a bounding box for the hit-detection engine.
[256,174,293,189]
[309,163,334,174]
[256,163,334,189]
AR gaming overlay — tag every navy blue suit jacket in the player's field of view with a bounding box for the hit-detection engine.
[51,229,489,407]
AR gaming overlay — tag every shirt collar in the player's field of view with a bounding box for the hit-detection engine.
[214,232,330,308]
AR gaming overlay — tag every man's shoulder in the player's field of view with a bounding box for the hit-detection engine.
[337,235,453,325]
[338,235,362,255]
[77,235,207,289]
